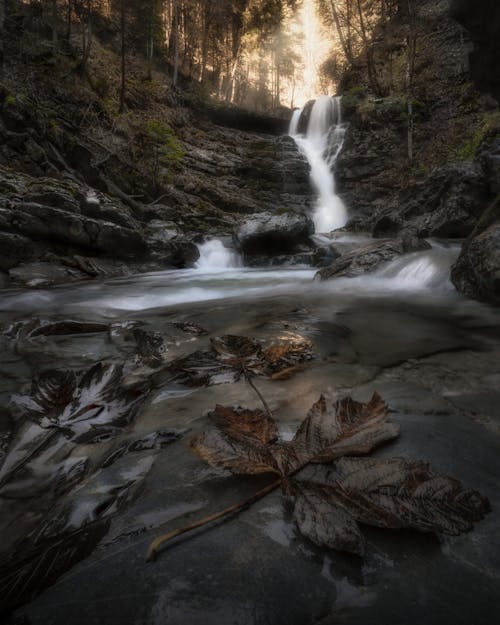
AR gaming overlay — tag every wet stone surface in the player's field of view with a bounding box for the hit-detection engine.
[0,263,499,624]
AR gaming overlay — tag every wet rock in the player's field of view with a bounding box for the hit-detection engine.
[451,222,500,303]
[8,262,87,287]
[296,100,315,134]
[317,235,431,280]
[0,232,44,272]
[480,137,500,194]
[145,221,199,267]
[352,162,492,239]
[234,211,315,257]
[397,163,491,237]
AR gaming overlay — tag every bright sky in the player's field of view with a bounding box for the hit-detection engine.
[285,0,334,107]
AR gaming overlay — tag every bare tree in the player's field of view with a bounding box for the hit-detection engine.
[0,0,5,75]
[119,0,126,112]
[406,0,417,162]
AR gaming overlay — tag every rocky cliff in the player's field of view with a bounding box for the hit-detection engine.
[0,54,312,285]
[332,0,500,301]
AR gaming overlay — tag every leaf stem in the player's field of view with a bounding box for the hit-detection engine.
[244,372,273,418]
[146,477,282,562]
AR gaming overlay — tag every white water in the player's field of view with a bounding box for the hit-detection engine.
[195,240,241,271]
[0,243,461,316]
[290,96,348,233]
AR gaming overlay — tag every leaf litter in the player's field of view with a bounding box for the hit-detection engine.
[147,392,489,560]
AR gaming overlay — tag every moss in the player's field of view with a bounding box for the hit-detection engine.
[4,94,17,108]
[452,111,500,161]
[275,206,292,215]
[102,97,120,118]
[142,120,185,189]
[341,85,368,116]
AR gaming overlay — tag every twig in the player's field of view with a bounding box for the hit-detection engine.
[146,478,281,562]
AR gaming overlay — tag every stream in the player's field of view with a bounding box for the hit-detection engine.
[1,236,500,625]
[1,97,500,624]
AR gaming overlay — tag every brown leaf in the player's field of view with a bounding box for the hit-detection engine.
[169,334,313,388]
[208,405,279,445]
[189,393,397,481]
[293,457,490,554]
[291,480,365,556]
[273,393,398,475]
[189,428,280,476]
[262,335,313,375]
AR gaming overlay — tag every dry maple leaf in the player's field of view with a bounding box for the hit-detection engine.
[148,393,490,561]
[168,334,313,387]
[291,457,490,555]
[190,392,399,477]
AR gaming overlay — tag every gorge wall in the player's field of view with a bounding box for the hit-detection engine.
[332,0,500,301]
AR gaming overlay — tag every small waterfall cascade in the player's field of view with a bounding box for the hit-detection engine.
[195,239,241,271]
[375,242,458,291]
[290,96,348,233]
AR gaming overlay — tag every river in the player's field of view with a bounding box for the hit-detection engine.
[1,234,500,625]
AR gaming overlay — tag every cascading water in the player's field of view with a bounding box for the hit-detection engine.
[195,239,241,271]
[290,95,348,233]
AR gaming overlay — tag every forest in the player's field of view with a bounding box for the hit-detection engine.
[0,1,499,624]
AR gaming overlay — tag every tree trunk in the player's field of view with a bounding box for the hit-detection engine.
[406,0,417,162]
[81,0,92,75]
[200,2,211,82]
[0,0,5,75]
[51,0,58,53]
[119,0,126,112]
[67,0,72,42]
[356,0,382,95]
[329,0,355,65]
[172,0,179,87]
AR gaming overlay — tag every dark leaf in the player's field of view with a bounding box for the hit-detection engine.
[133,328,167,367]
[41,363,145,440]
[169,334,313,387]
[290,480,365,556]
[189,427,280,476]
[208,405,279,445]
[11,370,77,421]
[29,320,109,337]
[190,394,396,478]
[292,457,490,554]
[0,519,110,615]
[273,393,398,475]
[173,321,208,336]
[263,334,313,375]
[189,404,281,475]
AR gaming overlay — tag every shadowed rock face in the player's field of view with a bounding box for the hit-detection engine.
[234,211,315,258]
[451,223,500,303]
[452,0,500,103]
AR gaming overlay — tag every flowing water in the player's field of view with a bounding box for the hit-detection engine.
[1,111,500,624]
[195,239,241,271]
[290,95,348,233]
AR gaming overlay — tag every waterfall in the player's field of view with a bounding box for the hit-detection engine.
[195,239,241,271]
[290,96,348,233]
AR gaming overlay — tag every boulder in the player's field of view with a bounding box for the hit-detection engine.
[317,235,431,280]
[451,195,500,303]
[234,211,315,257]
[144,220,200,268]
[451,223,500,302]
